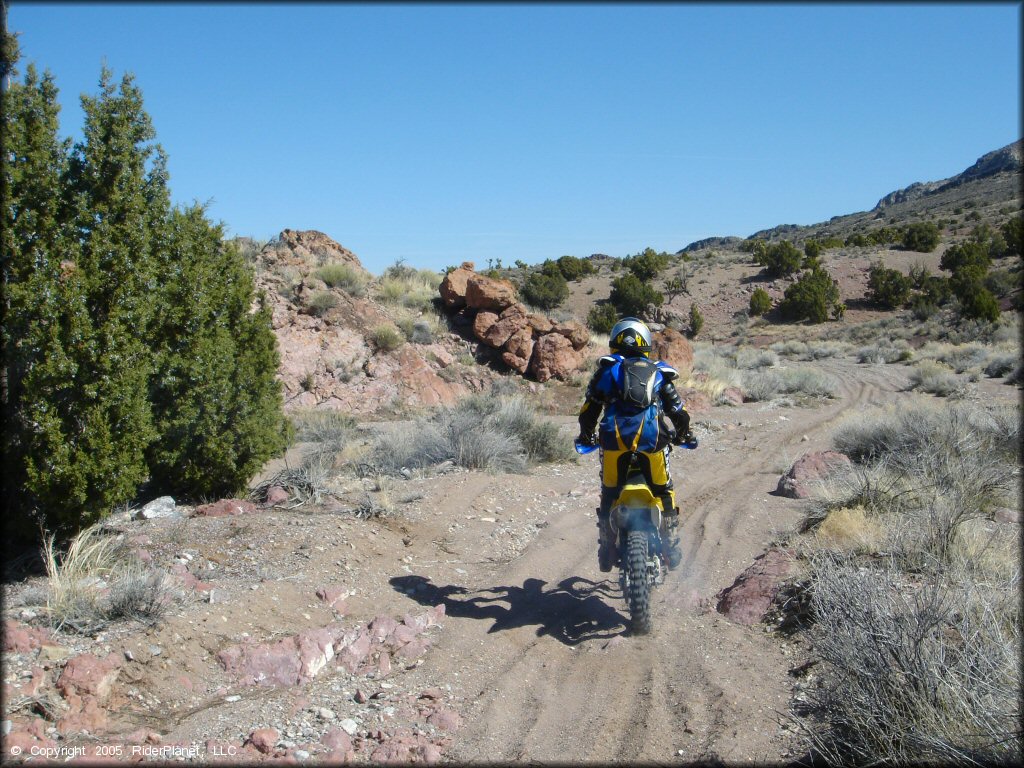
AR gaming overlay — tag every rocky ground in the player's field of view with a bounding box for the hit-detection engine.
[9,355,1018,764]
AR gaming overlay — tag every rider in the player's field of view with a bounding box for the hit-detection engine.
[576,317,696,572]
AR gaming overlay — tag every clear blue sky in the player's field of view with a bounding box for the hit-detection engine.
[8,2,1021,274]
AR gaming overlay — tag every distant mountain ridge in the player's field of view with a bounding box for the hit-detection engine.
[874,139,1022,209]
[681,139,1022,250]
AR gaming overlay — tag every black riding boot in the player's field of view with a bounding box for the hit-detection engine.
[597,487,618,572]
[661,504,682,570]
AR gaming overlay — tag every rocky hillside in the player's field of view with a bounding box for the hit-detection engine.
[742,139,1022,245]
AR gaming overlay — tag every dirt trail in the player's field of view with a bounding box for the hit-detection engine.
[1,360,919,763]
[386,359,911,764]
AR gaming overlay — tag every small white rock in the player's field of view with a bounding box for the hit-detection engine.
[318,707,336,721]
[224,695,241,703]
[339,718,359,736]
[294,750,310,761]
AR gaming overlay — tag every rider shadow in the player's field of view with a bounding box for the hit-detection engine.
[390,574,627,646]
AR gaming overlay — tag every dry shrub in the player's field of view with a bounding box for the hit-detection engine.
[372,392,570,475]
[812,506,886,554]
[44,527,178,633]
[798,398,1022,764]
[803,552,1020,766]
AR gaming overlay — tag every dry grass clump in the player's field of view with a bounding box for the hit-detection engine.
[316,263,368,296]
[734,346,779,369]
[771,339,850,361]
[741,366,836,402]
[375,263,442,310]
[804,552,1020,766]
[372,391,572,475]
[368,323,405,352]
[907,360,961,396]
[44,527,178,633]
[797,399,1022,764]
[811,506,886,554]
[855,342,912,365]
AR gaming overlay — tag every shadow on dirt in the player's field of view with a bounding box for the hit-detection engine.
[390,574,627,646]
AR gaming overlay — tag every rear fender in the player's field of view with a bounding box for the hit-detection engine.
[610,483,662,532]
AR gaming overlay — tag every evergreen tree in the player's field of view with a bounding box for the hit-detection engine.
[146,206,287,497]
[1,63,87,533]
[41,69,167,528]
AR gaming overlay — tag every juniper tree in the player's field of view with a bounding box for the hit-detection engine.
[146,205,287,497]
[37,68,169,528]
[1,63,87,533]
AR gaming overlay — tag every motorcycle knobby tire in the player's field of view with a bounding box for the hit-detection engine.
[625,529,652,635]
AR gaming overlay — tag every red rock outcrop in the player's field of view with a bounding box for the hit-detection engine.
[465,274,517,312]
[777,451,852,499]
[530,333,585,383]
[715,549,794,625]
[437,267,592,382]
[253,232,484,416]
[439,262,475,309]
[650,327,694,377]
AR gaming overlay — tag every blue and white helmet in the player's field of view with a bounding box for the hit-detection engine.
[609,317,652,358]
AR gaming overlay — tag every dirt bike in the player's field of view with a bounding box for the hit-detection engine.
[575,438,697,635]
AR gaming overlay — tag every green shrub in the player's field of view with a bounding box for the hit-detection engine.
[866,262,911,309]
[587,303,619,334]
[609,274,663,316]
[779,267,842,323]
[984,354,1017,378]
[757,240,802,278]
[940,241,991,274]
[845,233,870,247]
[689,304,705,338]
[1000,216,1023,256]
[951,267,1000,322]
[623,247,670,281]
[804,240,822,262]
[749,287,772,316]
[307,290,339,316]
[369,324,404,352]
[555,254,595,281]
[521,269,569,310]
[819,236,845,249]
[316,263,368,295]
[902,221,941,252]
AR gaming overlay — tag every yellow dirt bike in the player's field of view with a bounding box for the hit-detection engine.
[575,440,697,635]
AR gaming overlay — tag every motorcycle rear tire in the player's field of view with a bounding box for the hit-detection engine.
[625,529,652,635]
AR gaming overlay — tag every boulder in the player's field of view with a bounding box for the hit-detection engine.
[438,263,475,309]
[715,549,794,625]
[134,496,178,520]
[472,310,499,339]
[529,333,585,383]
[321,728,353,754]
[217,624,346,687]
[482,305,529,349]
[553,320,590,351]
[426,707,462,732]
[56,653,122,703]
[650,328,693,377]
[465,274,517,312]
[777,451,852,499]
[502,328,535,375]
[676,387,712,413]
[526,312,554,335]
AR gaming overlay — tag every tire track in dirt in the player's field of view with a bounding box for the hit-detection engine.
[409,360,911,763]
